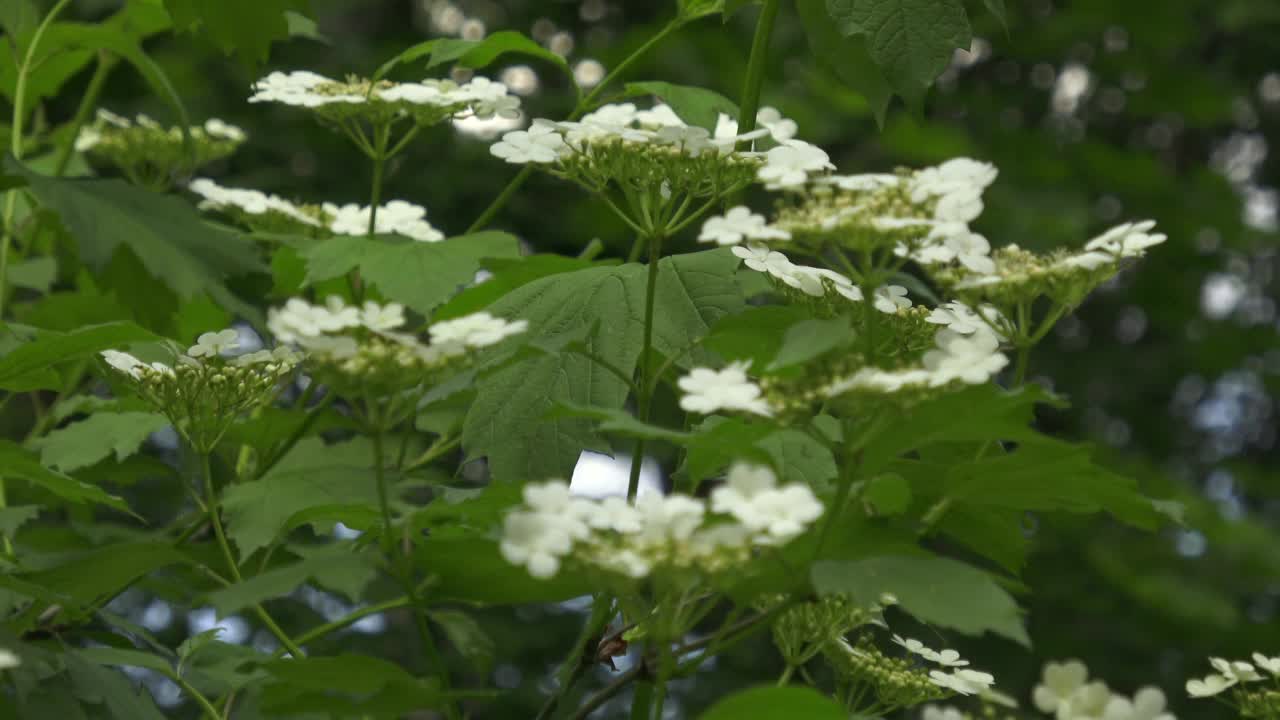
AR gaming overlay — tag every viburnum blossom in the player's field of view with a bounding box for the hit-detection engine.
[757,140,834,189]
[323,200,444,242]
[1084,220,1167,257]
[698,206,791,246]
[732,243,796,281]
[873,285,912,313]
[428,311,529,350]
[499,464,823,581]
[926,301,1006,338]
[1034,660,1111,717]
[1103,687,1176,720]
[489,123,569,164]
[187,329,240,358]
[250,71,519,122]
[677,362,772,416]
[929,669,995,696]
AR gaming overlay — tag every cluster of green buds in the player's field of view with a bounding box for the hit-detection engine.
[824,636,952,713]
[768,594,886,668]
[75,109,246,189]
[100,330,299,453]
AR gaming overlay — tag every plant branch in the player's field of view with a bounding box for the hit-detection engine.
[626,232,664,502]
[54,51,118,177]
[735,0,782,146]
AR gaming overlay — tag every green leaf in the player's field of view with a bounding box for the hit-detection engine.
[77,646,172,675]
[863,473,911,515]
[796,0,894,124]
[463,250,745,480]
[417,537,591,604]
[6,256,55,293]
[724,0,761,18]
[0,439,129,512]
[704,305,810,368]
[549,402,691,442]
[164,0,310,65]
[944,441,1157,528]
[811,555,1029,645]
[15,542,189,613]
[375,30,572,83]
[431,610,495,674]
[0,321,157,390]
[35,411,168,472]
[303,232,520,316]
[434,255,604,320]
[699,686,848,719]
[258,654,446,715]
[13,169,266,302]
[221,438,379,557]
[756,428,838,492]
[0,505,41,537]
[206,545,377,615]
[982,0,1008,31]
[682,417,776,484]
[767,316,854,370]
[65,653,166,720]
[825,0,972,100]
[861,384,1062,473]
[285,10,328,44]
[625,81,740,132]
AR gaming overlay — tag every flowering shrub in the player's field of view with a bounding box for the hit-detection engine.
[0,1,1251,719]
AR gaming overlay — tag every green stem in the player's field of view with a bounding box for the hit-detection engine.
[1013,345,1030,386]
[371,419,459,720]
[54,52,118,177]
[199,452,305,658]
[626,233,664,502]
[465,17,687,233]
[629,681,654,720]
[366,125,389,237]
[281,596,411,653]
[735,0,782,146]
[170,672,223,720]
[777,664,796,686]
[534,595,614,720]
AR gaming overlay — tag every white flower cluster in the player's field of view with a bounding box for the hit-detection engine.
[500,463,823,580]
[189,178,322,229]
[188,178,444,241]
[250,71,519,120]
[891,635,995,697]
[823,323,1008,397]
[322,200,444,242]
[1035,660,1176,720]
[757,140,835,190]
[75,109,246,153]
[100,330,301,452]
[490,103,801,166]
[267,293,527,381]
[734,243,922,311]
[677,361,773,416]
[952,221,1167,296]
[1186,653,1280,697]
[698,206,791,246]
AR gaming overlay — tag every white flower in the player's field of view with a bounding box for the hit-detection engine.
[1057,250,1116,271]
[757,140,833,190]
[0,649,19,670]
[824,173,900,192]
[653,125,715,156]
[187,178,321,227]
[634,103,685,128]
[460,76,521,118]
[490,124,568,164]
[1085,220,1166,257]
[1209,657,1261,683]
[924,328,1008,386]
[1102,687,1174,720]
[711,463,821,543]
[945,232,995,273]
[732,243,796,283]
[891,635,932,657]
[587,496,643,534]
[712,106,798,143]
[787,266,862,301]
[582,103,638,127]
[74,126,102,152]
[677,362,772,416]
[873,285,911,313]
[429,311,527,349]
[634,492,706,543]
[698,206,791,246]
[1252,653,1280,676]
[499,510,574,579]
[203,118,246,142]
[930,669,995,696]
[187,329,240,358]
[1034,660,1091,714]
[911,158,998,202]
[926,301,1004,338]
[101,349,144,379]
[249,70,360,107]
[926,649,970,667]
[934,187,985,223]
[1185,674,1234,698]
[360,301,406,331]
[324,200,444,242]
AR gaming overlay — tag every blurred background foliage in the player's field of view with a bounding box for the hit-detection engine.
[8,0,1280,717]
